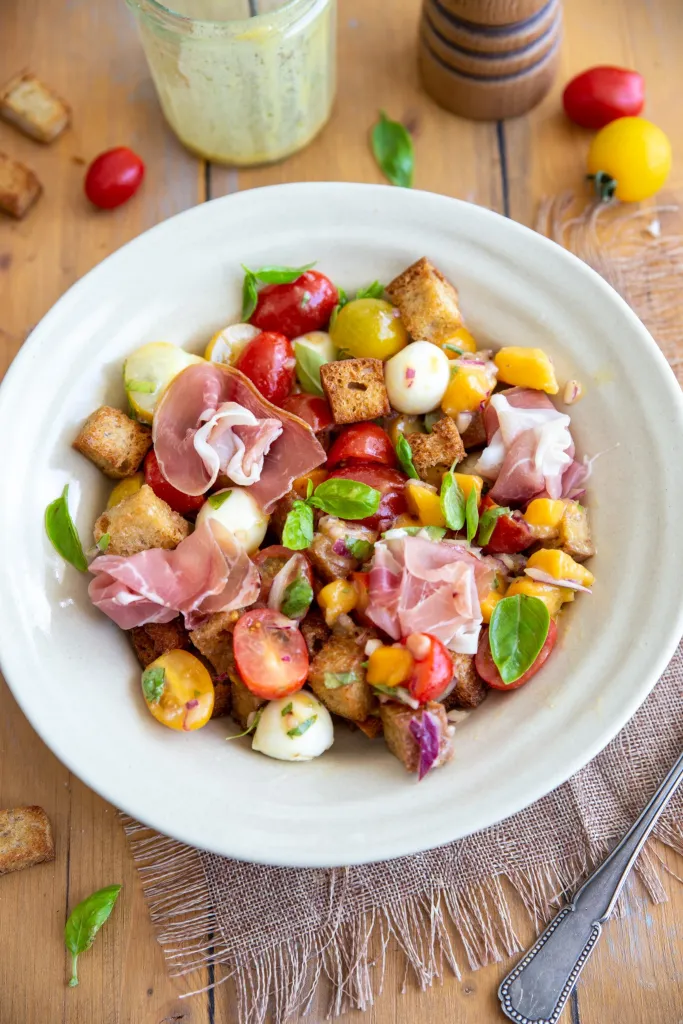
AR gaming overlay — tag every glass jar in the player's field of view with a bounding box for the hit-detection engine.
[124,0,336,166]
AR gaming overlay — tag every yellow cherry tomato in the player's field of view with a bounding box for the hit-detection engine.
[141,650,214,731]
[330,298,408,360]
[107,472,143,508]
[587,117,672,202]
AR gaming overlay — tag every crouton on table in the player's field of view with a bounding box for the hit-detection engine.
[407,416,465,480]
[0,806,55,875]
[380,701,454,773]
[130,619,192,667]
[0,151,42,219]
[73,405,152,478]
[441,652,488,711]
[320,358,390,424]
[308,636,377,722]
[0,70,70,143]
[94,484,189,557]
[386,257,463,347]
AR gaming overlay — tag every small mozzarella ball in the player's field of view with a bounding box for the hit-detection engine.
[252,692,334,762]
[196,487,268,554]
[384,341,450,414]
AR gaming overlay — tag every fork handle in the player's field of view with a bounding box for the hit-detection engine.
[498,749,683,1024]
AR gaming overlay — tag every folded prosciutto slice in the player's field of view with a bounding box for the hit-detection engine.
[366,534,495,655]
[153,362,326,510]
[476,388,575,505]
[88,520,259,630]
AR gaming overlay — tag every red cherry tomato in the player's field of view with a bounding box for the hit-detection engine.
[84,147,145,209]
[327,423,397,470]
[251,271,338,338]
[403,633,453,704]
[480,496,534,554]
[475,620,558,691]
[562,67,645,130]
[281,393,334,433]
[235,331,295,405]
[144,450,204,517]
[233,608,309,699]
[326,461,408,531]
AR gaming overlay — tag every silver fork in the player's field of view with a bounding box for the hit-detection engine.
[498,749,683,1024]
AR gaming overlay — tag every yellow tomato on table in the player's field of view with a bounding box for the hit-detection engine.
[587,117,672,202]
[141,649,214,731]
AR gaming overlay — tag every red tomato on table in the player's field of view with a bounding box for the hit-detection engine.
[562,67,645,129]
[251,271,338,337]
[84,147,145,209]
[281,393,334,433]
[475,620,558,690]
[326,461,407,531]
[403,633,453,704]
[144,450,204,516]
[235,331,295,405]
[233,609,309,699]
[480,496,534,555]
[327,423,397,470]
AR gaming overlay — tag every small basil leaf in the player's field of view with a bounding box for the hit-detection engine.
[125,379,156,394]
[287,715,317,737]
[96,533,110,553]
[64,884,122,987]
[249,262,316,285]
[281,702,293,716]
[476,506,512,546]
[395,434,419,480]
[241,269,258,320]
[141,666,165,704]
[294,342,325,396]
[443,343,463,357]
[309,478,381,520]
[465,487,479,544]
[371,111,414,188]
[324,670,359,689]
[208,489,232,510]
[306,478,314,500]
[439,472,465,532]
[282,501,315,551]
[489,594,550,685]
[280,577,313,619]
[356,281,385,300]
[226,707,263,741]
[346,537,373,561]
[337,286,348,307]
[45,485,88,572]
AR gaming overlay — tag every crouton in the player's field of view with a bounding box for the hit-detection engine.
[130,619,192,668]
[320,358,390,424]
[73,405,152,479]
[555,501,595,563]
[308,636,377,722]
[386,257,463,347]
[0,151,42,219]
[189,611,241,677]
[380,701,454,774]
[460,410,487,450]
[0,70,70,143]
[442,652,488,711]
[356,716,383,740]
[230,677,266,730]
[94,484,189,557]
[407,416,465,480]
[211,677,232,719]
[300,610,331,658]
[0,806,55,875]
[308,517,376,582]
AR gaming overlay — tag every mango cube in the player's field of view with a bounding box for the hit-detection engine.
[494,347,559,395]
[454,473,483,504]
[366,646,414,688]
[317,580,358,626]
[506,577,573,618]
[524,498,565,528]
[441,363,494,416]
[526,549,594,587]
[405,480,446,527]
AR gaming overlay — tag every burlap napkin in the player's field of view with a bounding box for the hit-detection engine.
[125,198,683,1023]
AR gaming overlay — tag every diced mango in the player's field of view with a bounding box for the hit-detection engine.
[526,549,594,587]
[405,480,446,527]
[293,467,327,498]
[366,645,415,688]
[454,473,483,504]
[494,347,559,395]
[506,577,573,618]
[440,326,478,355]
[481,589,505,624]
[317,580,358,626]
[524,498,565,528]
[441,363,494,416]
[107,472,143,509]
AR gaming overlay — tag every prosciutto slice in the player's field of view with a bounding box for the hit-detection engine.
[88,520,259,630]
[366,535,495,655]
[153,362,326,510]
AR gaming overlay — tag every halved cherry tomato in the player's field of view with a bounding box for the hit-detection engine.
[326,461,408,531]
[144,449,204,517]
[142,650,214,731]
[251,271,338,338]
[480,496,534,555]
[281,393,334,432]
[233,609,309,699]
[563,67,644,130]
[327,423,397,470]
[475,620,558,691]
[235,331,295,405]
[403,633,453,704]
[84,147,145,209]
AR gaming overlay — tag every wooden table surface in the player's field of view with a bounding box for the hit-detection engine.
[1,0,682,1022]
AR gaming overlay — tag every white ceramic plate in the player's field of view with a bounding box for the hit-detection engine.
[1,184,682,867]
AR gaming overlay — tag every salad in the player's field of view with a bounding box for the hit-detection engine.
[50,257,595,781]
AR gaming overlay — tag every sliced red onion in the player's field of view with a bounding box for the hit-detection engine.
[409,710,441,781]
[405,367,416,380]
[185,699,200,710]
[524,567,593,593]
[332,539,351,557]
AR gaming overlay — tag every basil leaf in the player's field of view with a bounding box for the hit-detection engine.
[208,489,232,510]
[324,670,359,689]
[489,594,550,685]
[382,525,446,541]
[395,434,419,479]
[226,707,263,740]
[294,343,325,396]
[125,379,156,394]
[287,715,317,737]
[371,111,414,188]
[241,269,258,320]
[282,501,314,551]
[141,666,165,704]
[346,537,373,561]
[310,478,381,520]
[476,506,511,546]
[465,487,479,544]
[440,472,465,532]
[356,281,385,300]
[64,884,121,987]
[45,485,88,572]
[249,262,315,285]
[281,577,313,619]
[281,702,293,717]
[96,533,110,553]
[337,286,348,307]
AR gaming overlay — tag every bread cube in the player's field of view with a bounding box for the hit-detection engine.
[407,416,465,479]
[0,806,55,875]
[230,677,265,730]
[320,358,390,424]
[189,611,241,677]
[380,701,454,773]
[0,71,71,142]
[130,619,191,667]
[441,652,488,710]
[73,405,152,479]
[308,636,377,722]
[94,484,189,557]
[0,151,42,219]
[386,257,463,346]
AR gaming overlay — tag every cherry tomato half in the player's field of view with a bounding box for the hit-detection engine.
[326,461,408,531]
[144,449,205,516]
[251,271,338,338]
[84,147,145,209]
[233,609,309,699]
[403,633,453,704]
[563,66,645,130]
[480,496,534,555]
[327,423,397,470]
[475,620,558,691]
[281,393,334,433]
[235,331,295,405]
[142,650,214,731]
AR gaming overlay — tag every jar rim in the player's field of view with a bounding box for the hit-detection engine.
[125,0,312,29]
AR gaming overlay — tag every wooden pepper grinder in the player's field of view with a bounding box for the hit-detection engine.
[419,0,562,120]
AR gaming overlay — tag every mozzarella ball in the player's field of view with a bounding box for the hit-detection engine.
[196,487,268,554]
[252,692,334,762]
[384,341,451,414]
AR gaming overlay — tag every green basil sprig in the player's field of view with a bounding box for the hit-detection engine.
[281,577,314,619]
[282,500,315,551]
[241,262,316,319]
[439,469,465,532]
[282,479,381,551]
[371,111,414,188]
[345,537,373,561]
[45,485,88,572]
[141,666,165,704]
[287,715,317,738]
[356,281,385,300]
[395,434,419,479]
[64,884,121,987]
[208,489,232,510]
[324,670,359,689]
[465,487,479,544]
[293,332,336,396]
[489,594,550,685]
[227,707,263,741]
[96,533,110,553]
[476,505,511,546]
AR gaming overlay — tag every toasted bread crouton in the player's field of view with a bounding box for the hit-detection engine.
[442,652,488,710]
[320,358,390,424]
[300,610,331,658]
[94,484,189,557]
[0,71,70,142]
[308,636,377,722]
[460,409,487,450]
[386,257,462,347]
[230,677,265,730]
[555,501,595,562]
[189,611,242,677]
[0,806,55,875]
[0,151,42,219]
[130,619,191,668]
[211,677,232,719]
[407,416,465,479]
[308,517,376,582]
[73,405,152,479]
[380,701,454,774]
[356,716,383,739]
